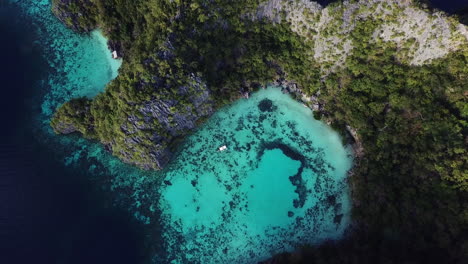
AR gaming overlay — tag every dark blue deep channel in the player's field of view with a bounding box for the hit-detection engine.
[0,3,146,264]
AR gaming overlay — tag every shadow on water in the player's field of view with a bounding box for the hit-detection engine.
[420,0,468,26]
[314,0,339,7]
[0,3,148,264]
[313,0,468,22]
[423,0,468,14]
[314,0,468,24]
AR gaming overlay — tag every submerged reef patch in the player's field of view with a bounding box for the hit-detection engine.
[258,98,277,112]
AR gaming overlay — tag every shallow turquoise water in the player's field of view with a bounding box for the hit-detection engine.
[12,0,135,193]
[15,0,353,263]
[11,0,122,119]
[157,87,352,263]
[12,0,151,219]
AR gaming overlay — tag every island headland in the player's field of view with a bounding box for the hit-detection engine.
[50,0,467,263]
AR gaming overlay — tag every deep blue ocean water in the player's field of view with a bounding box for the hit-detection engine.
[319,0,468,12]
[0,2,145,264]
[427,0,468,13]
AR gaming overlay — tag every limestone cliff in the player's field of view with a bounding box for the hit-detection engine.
[50,0,467,171]
[52,0,97,32]
[253,0,468,73]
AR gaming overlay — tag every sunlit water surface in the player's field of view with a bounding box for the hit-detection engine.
[13,0,353,263]
[158,87,353,263]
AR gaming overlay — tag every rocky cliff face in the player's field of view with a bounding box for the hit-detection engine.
[52,72,214,170]
[51,0,468,170]
[51,0,97,32]
[253,0,468,74]
[118,75,215,170]
[252,0,468,160]
[50,0,217,170]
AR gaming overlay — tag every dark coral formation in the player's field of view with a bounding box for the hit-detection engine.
[258,98,277,112]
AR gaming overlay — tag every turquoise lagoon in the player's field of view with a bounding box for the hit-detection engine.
[15,0,353,263]
[11,0,122,120]
[158,87,353,263]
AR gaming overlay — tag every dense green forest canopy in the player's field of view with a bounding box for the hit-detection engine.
[51,0,322,169]
[51,0,467,263]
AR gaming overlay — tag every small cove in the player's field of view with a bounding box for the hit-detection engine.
[157,87,353,263]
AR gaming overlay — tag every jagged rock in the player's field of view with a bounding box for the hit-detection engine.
[252,0,468,74]
[51,0,97,33]
[51,0,467,172]
[115,75,214,170]
[52,120,79,134]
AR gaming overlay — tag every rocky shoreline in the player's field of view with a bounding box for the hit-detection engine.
[273,78,364,158]
[50,0,467,171]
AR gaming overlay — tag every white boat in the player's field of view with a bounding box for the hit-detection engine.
[218,145,227,151]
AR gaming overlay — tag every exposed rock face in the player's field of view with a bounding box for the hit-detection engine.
[253,0,468,162]
[51,0,97,32]
[116,75,214,170]
[52,120,79,134]
[51,0,467,171]
[140,78,213,137]
[50,97,93,136]
[252,0,468,74]
[50,1,215,170]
